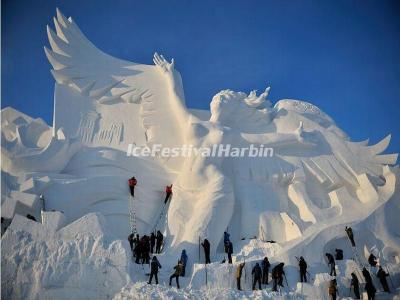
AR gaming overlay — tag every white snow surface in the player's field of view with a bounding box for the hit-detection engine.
[2,9,400,299]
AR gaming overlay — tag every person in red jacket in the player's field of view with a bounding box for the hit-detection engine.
[164,184,173,204]
[128,176,137,197]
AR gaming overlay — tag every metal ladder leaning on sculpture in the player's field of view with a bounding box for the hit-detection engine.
[151,199,170,233]
[129,195,137,235]
[346,234,372,287]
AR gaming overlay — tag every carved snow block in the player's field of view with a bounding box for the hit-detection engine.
[259,211,302,242]
[41,211,66,231]
[3,192,41,220]
[19,178,36,193]
[355,173,379,204]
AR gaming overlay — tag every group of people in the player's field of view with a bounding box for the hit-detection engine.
[235,257,286,292]
[128,179,394,296]
[128,231,164,264]
[127,177,173,263]
[147,249,188,289]
[325,256,391,300]
[325,226,392,300]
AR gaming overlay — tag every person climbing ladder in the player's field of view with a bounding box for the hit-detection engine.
[128,176,137,197]
[164,184,173,204]
[345,226,356,247]
[350,272,360,299]
[128,176,138,235]
[376,266,390,293]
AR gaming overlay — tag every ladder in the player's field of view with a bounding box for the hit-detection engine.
[351,246,366,270]
[129,195,137,235]
[346,235,375,292]
[151,201,169,233]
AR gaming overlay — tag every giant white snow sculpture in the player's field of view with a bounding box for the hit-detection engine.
[38,9,399,256]
[2,9,400,299]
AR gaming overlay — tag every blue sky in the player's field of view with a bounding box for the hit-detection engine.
[2,0,400,153]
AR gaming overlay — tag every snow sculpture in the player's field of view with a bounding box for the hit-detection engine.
[1,9,398,261]
[39,9,398,256]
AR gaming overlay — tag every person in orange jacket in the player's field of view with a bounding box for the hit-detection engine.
[128,176,137,197]
[164,184,173,204]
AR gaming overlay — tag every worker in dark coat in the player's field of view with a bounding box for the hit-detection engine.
[262,257,270,284]
[128,232,135,253]
[148,256,162,284]
[298,256,308,282]
[226,241,233,264]
[376,266,390,293]
[345,226,355,247]
[368,253,378,267]
[272,263,285,291]
[201,239,211,264]
[180,249,188,276]
[350,272,360,299]
[362,267,376,300]
[252,263,262,290]
[156,230,163,253]
[150,232,156,253]
[325,253,336,276]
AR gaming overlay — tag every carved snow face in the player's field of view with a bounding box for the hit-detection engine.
[209,90,246,124]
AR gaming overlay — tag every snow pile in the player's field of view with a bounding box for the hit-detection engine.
[1,213,132,300]
[113,282,299,300]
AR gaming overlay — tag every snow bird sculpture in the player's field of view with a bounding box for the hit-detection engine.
[44,9,397,255]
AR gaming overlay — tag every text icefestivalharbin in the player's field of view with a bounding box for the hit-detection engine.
[126,144,274,158]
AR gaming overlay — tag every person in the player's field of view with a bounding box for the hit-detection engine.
[325,253,336,276]
[201,238,211,264]
[26,213,37,221]
[368,253,378,267]
[298,256,308,283]
[133,234,140,248]
[128,232,135,253]
[26,214,37,221]
[150,232,156,253]
[252,262,262,290]
[236,262,245,290]
[345,226,355,247]
[350,272,360,299]
[156,231,163,253]
[262,257,270,284]
[328,279,338,300]
[134,238,142,264]
[140,235,150,264]
[148,256,162,284]
[272,263,285,292]
[1,217,9,236]
[226,241,233,264]
[335,249,343,260]
[128,176,137,197]
[376,266,390,293]
[224,231,230,244]
[180,249,188,276]
[164,184,173,204]
[169,260,183,289]
[362,267,376,300]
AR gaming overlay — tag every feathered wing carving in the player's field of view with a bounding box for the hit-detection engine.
[45,9,186,169]
[235,99,398,236]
